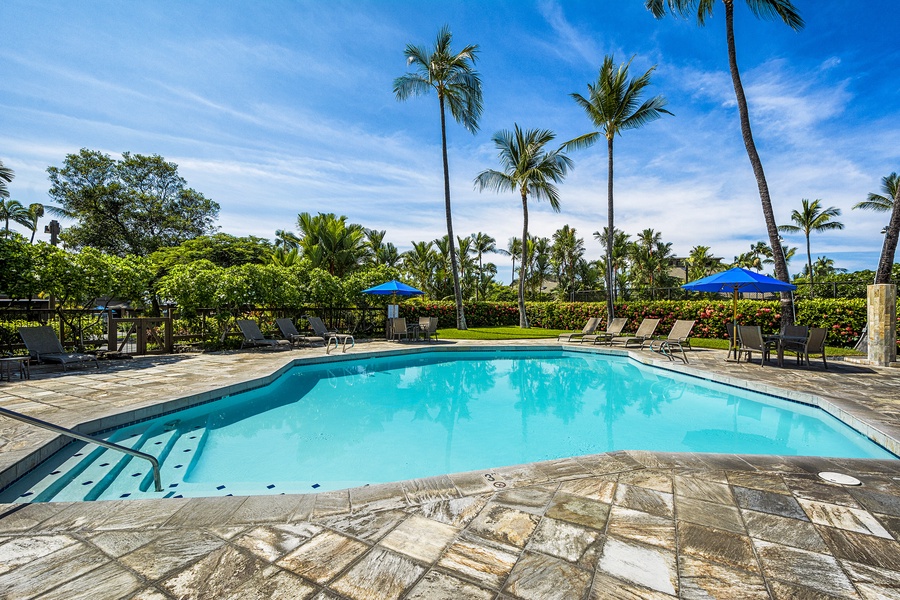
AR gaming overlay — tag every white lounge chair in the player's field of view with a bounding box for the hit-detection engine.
[558,317,600,342]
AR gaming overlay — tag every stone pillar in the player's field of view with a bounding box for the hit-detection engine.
[867,284,897,366]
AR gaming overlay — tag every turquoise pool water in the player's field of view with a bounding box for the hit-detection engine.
[2,349,894,502]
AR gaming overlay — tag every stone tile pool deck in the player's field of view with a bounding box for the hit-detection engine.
[1,340,899,599]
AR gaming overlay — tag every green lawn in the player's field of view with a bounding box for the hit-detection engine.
[436,326,864,356]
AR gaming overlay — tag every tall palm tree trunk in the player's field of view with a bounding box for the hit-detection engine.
[805,234,814,298]
[606,136,615,321]
[876,187,900,284]
[519,190,530,328]
[439,94,467,329]
[724,0,793,326]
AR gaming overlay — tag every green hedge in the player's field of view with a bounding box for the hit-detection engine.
[401,298,886,348]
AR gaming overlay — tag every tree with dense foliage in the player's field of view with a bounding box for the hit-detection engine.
[394,25,483,330]
[24,203,45,243]
[149,233,273,274]
[402,240,440,297]
[687,245,724,282]
[470,232,497,301]
[567,55,671,320]
[853,173,900,284]
[778,198,843,297]
[46,149,219,256]
[552,225,585,300]
[475,125,572,327]
[646,0,803,324]
[593,227,631,299]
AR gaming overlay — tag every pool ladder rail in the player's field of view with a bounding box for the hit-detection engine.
[0,406,163,492]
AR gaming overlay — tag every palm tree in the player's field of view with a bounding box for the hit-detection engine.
[402,240,439,295]
[394,25,483,330]
[0,199,30,235]
[778,198,843,298]
[551,225,585,300]
[646,0,803,324]
[502,237,523,285]
[475,125,573,327]
[25,203,45,243]
[566,55,671,321]
[296,212,366,277]
[0,159,13,199]
[593,227,630,299]
[687,245,723,281]
[854,173,899,284]
[470,232,497,301]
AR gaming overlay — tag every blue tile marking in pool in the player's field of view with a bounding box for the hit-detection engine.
[1,348,895,504]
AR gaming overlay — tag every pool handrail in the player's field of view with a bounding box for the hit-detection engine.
[0,406,163,493]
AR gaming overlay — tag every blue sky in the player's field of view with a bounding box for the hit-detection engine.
[4,0,899,282]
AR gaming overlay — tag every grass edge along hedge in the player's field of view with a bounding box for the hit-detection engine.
[401,298,878,348]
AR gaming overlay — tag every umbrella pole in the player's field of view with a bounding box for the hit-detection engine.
[729,289,739,360]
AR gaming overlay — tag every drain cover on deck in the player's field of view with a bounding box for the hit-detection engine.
[818,472,862,486]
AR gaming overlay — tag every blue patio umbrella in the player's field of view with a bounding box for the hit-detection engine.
[361,280,425,297]
[682,267,796,351]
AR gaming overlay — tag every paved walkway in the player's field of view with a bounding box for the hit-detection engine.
[1,341,899,599]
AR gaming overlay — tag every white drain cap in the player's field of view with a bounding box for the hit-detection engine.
[818,472,862,486]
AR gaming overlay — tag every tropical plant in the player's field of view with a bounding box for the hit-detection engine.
[475,125,573,327]
[529,236,553,300]
[566,55,671,320]
[402,240,439,297]
[778,198,843,298]
[500,237,523,285]
[646,0,803,325]
[551,225,585,300]
[687,244,724,282]
[853,172,899,284]
[470,232,497,301]
[394,25,483,330]
[0,199,30,235]
[24,203,45,243]
[0,159,13,199]
[296,212,366,277]
[593,227,631,299]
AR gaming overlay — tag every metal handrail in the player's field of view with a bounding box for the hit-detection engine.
[0,407,163,492]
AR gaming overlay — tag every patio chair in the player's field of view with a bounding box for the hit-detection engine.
[18,326,99,371]
[389,317,416,342]
[236,320,291,350]
[276,318,325,349]
[419,316,439,341]
[581,318,628,345]
[557,317,600,342]
[610,318,661,348]
[650,320,695,363]
[307,316,355,353]
[736,325,777,366]
[783,327,828,369]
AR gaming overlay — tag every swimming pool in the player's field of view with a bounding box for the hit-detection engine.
[1,348,895,503]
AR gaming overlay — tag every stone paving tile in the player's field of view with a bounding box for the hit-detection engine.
[677,554,769,599]
[613,483,674,519]
[225,493,306,524]
[502,551,593,600]
[38,560,144,600]
[545,491,611,531]
[849,487,900,517]
[276,529,369,584]
[0,533,77,575]
[401,475,461,505]
[316,509,405,544]
[767,579,859,600]
[131,588,170,600]
[86,529,162,558]
[491,485,556,515]
[411,494,490,528]
[233,523,321,562]
[673,474,734,504]
[677,521,758,572]
[606,505,675,550]
[221,567,319,600]
[118,529,226,580]
[783,474,866,507]
[526,515,601,563]
[840,560,900,595]
[817,525,900,572]
[405,570,494,600]
[330,547,424,600]
[311,490,351,518]
[466,503,540,549]
[753,539,859,598]
[726,471,791,494]
[616,469,673,493]
[0,541,109,599]
[798,498,894,538]
[596,536,678,597]
[436,535,519,590]
[589,572,676,599]
[734,485,809,520]
[163,495,245,528]
[160,544,266,599]
[557,475,617,503]
[675,494,745,534]
[742,509,829,553]
[378,514,458,564]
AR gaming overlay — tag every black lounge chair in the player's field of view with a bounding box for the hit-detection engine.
[276,318,325,348]
[236,320,291,350]
[18,326,99,371]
